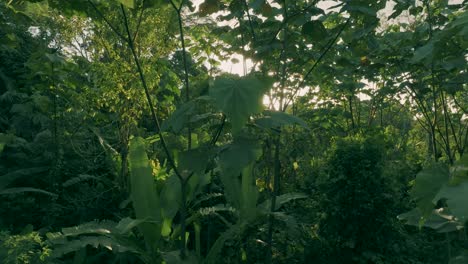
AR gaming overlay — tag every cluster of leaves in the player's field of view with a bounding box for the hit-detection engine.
[0,0,466,263]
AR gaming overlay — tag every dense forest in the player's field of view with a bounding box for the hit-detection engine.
[0,0,467,263]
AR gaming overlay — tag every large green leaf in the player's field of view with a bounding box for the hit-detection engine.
[410,164,449,217]
[128,137,161,251]
[218,137,261,208]
[435,181,468,223]
[178,146,213,175]
[410,41,434,65]
[161,101,196,134]
[209,76,269,133]
[398,208,463,233]
[240,163,258,220]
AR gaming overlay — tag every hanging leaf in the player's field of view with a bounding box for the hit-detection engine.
[116,217,159,235]
[0,187,57,198]
[218,137,261,208]
[209,76,269,133]
[0,167,49,190]
[161,101,196,134]
[128,137,161,251]
[398,208,463,233]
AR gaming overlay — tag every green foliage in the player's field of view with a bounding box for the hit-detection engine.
[410,163,450,217]
[209,75,269,133]
[46,219,150,262]
[0,231,51,264]
[317,135,406,263]
[0,0,466,263]
[128,137,162,253]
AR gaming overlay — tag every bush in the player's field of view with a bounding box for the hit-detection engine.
[317,135,403,263]
[0,230,51,264]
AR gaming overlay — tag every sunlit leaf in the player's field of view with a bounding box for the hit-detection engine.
[209,76,269,133]
[128,137,161,251]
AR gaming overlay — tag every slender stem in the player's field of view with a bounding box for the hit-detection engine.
[242,0,256,42]
[176,8,192,150]
[167,1,192,258]
[87,0,126,41]
[267,134,281,264]
[283,17,351,111]
[210,115,226,146]
[120,5,182,179]
[132,1,146,43]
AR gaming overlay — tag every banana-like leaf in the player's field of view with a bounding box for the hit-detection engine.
[128,137,161,252]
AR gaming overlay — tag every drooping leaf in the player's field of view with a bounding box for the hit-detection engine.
[209,76,269,133]
[410,163,449,217]
[0,167,49,190]
[0,187,57,198]
[161,101,196,134]
[218,137,262,208]
[116,217,159,235]
[219,137,262,174]
[128,137,161,251]
[398,208,463,233]
[59,220,118,237]
[51,236,145,260]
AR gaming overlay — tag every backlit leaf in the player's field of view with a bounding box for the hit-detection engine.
[209,76,269,133]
